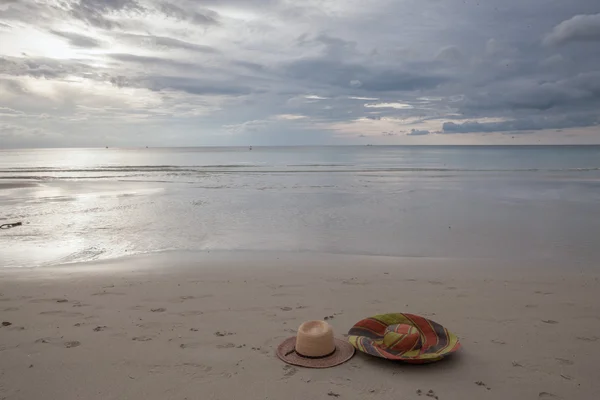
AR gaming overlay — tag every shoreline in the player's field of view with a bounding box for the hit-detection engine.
[1,251,598,399]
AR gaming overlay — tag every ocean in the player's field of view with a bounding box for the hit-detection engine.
[2,145,600,267]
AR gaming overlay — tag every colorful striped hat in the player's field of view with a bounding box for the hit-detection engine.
[347,313,461,363]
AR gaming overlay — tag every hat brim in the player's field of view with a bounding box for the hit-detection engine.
[348,313,461,364]
[276,337,355,368]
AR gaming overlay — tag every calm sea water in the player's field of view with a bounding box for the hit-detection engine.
[2,146,600,267]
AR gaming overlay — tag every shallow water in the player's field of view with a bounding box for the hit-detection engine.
[2,146,600,267]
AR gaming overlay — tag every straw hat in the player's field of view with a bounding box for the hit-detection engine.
[277,320,355,368]
[348,313,461,364]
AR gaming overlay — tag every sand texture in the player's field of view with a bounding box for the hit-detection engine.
[0,252,598,400]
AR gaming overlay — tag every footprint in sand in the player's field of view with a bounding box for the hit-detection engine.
[555,358,574,366]
[176,363,213,373]
[168,295,203,303]
[539,392,561,399]
[215,331,235,337]
[251,346,270,355]
[541,320,559,324]
[137,322,162,329]
[475,381,491,390]
[216,343,236,349]
[39,311,83,317]
[176,310,204,317]
[8,326,25,331]
[151,308,167,313]
[91,291,125,296]
[282,365,297,377]
[29,298,69,304]
[576,336,599,342]
[132,336,153,342]
[2,307,19,312]
[180,343,202,349]
[35,337,81,348]
[341,278,369,286]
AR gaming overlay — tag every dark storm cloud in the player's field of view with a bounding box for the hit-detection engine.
[457,71,600,115]
[139,76,254,96]
[443,113,599,134]
[49,30,103,48]
[284,58,448,92]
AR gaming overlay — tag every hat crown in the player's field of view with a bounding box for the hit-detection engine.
[295,320,336,357]
[383,324,421,353]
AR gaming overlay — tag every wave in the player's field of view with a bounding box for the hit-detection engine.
[1,166,600,174]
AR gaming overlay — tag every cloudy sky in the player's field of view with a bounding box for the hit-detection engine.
[1,0,599,147]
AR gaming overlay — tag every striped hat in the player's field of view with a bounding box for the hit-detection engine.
[347,313,461,363]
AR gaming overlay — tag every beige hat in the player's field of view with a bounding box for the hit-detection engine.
[276,320,355,368]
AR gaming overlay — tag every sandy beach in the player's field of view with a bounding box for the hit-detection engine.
[0,251,598,399]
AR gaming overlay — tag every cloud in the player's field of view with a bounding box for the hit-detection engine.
[139,76,254,96]
[2,0,600,146]
[0,56,92,80]
[223,119,270,134]
[458,71,600,113]
[158,2,219,26]
[119,34,218,53]
[107,53,197,71]
[0,106,25,116]
[49,30,103,48]
[273,114,307,120]
[284,58,447,92]
[544,13,600,46]
[442,113,600,133]
[407,129,430,136]
[364,102,414,109]
[349,96,379,100]
[67,0,145,29]
[435,46,464,63]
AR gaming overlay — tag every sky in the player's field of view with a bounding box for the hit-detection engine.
[0,0,599,147]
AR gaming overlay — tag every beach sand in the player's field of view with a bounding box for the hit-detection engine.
[0,182,38,190]
[0,251,598,400]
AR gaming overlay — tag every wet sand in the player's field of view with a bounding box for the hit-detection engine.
[0,181,38,190]
[0,251,598,400]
